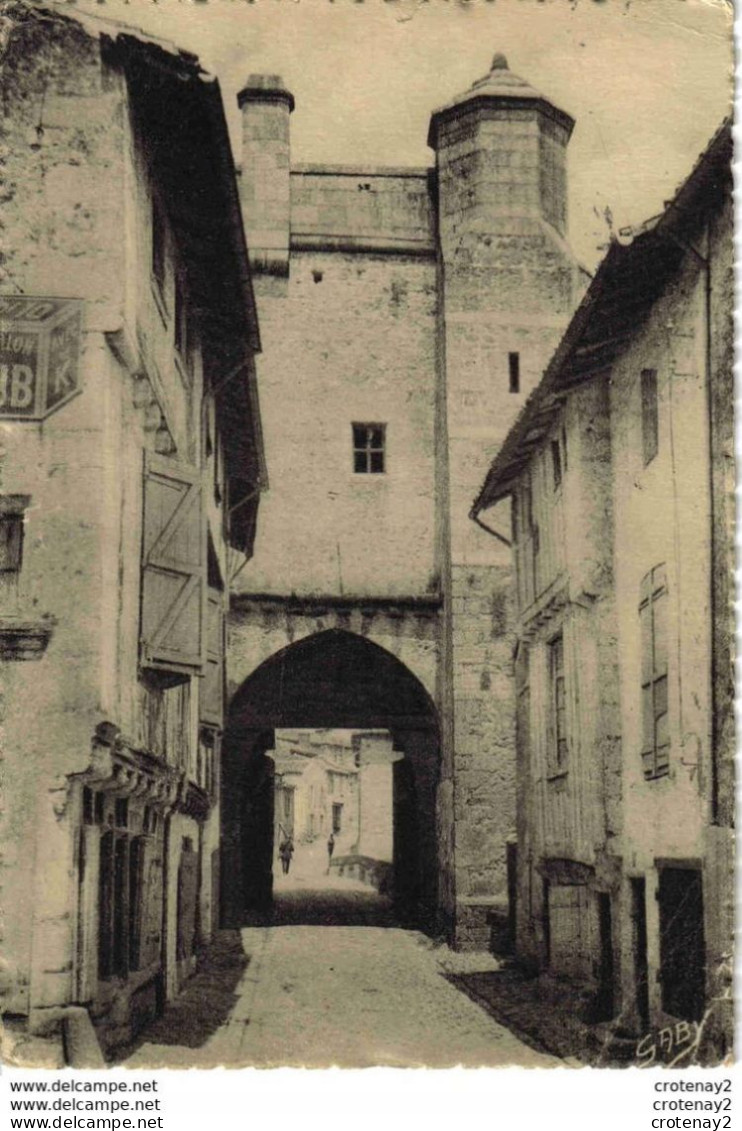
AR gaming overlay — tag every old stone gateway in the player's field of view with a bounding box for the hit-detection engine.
[222,600,442,929]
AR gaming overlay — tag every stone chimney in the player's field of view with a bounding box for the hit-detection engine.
[237,74,294,277]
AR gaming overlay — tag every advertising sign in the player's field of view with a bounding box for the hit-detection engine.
[0,296,83,419]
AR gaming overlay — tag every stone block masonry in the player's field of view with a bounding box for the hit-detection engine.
[227,54,586,947]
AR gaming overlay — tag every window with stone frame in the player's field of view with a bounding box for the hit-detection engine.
[0,512,23,572]
[352,423,386,474]
[640,564,669,779]
[97,796,147,981]
[0,496,30,613]
[547,633,568,777]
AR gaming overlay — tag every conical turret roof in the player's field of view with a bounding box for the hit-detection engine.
[428,53,574,148]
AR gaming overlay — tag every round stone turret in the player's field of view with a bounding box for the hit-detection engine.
[427,52,574,150]
[428,52,574,239]
[430,51,581,557]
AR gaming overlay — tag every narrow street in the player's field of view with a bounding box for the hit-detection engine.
[123,926,557,1069]
[122,842,558,1069]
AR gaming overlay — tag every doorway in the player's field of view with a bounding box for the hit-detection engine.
[593,891,615,1021]
[658,866,705,1021]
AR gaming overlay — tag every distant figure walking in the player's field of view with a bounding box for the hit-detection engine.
[279,835,294,875]
[326,832,335,874]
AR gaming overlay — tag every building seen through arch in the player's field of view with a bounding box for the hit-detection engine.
[222,629,440,931]
[0,3,732,1063]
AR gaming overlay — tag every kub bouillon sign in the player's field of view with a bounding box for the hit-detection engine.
[0,296,83,419]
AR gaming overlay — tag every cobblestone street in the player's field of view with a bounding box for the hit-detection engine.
[122,874,558,1069]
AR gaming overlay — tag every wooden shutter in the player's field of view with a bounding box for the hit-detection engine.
[200,587,225,726]
[640,564,669,777]
[0,514,23,571]
[652,568,670,775]
[141,452,205,678]
[547,635,567,776]
[639,575,653,761]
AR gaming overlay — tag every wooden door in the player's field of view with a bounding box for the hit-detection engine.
[659,867,705,1021]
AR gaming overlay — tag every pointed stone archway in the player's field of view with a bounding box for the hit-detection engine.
[220,629,441,930]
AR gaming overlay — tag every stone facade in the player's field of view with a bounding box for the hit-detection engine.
[474,120,734,1056]
[0,6,263,1057]
[229,54,587,947]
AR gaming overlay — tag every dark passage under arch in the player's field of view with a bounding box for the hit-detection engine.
[221,629,441,930]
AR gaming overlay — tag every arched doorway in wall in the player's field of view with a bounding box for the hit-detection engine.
[220,630,441,931]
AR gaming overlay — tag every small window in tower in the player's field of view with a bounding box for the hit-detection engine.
[508,352,520,394]
[353,423,386,474]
